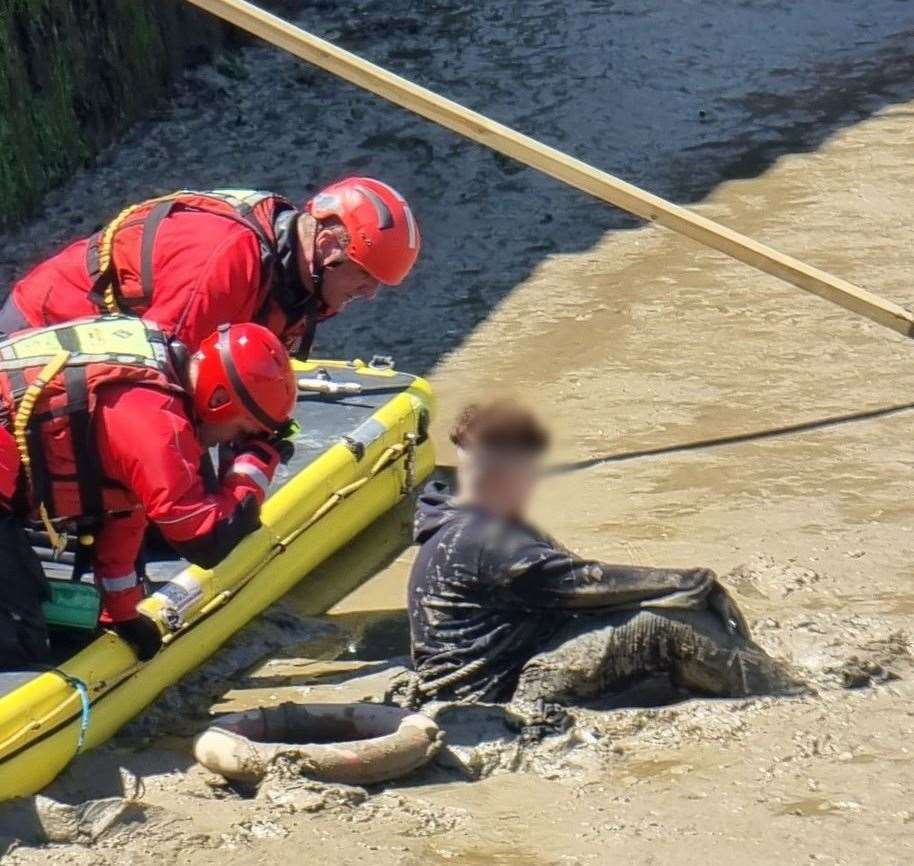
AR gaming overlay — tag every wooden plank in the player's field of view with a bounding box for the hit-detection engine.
[186,0,914,339]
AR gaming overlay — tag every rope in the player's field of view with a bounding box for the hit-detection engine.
[95,193,182,313]
[13,350,71,555]
[0,668,92,759]
[276,436,417,550]
[401,432,417,494]
[53,672,92,753]
[393,657,491,709]
[161,433,419,642]
[46,669,92,752]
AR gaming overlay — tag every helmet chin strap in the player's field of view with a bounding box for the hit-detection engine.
[309,249,325,303]
[296,211,326,304]
[273,211,328,320]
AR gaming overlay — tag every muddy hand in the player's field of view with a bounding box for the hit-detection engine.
[707,581,751,640]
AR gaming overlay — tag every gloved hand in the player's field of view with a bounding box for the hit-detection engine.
[235,438,281,476]
[265,433,295,465]
[707,580,751,640]
[225,438,281,503]
[267,419,299,465]
[115,615,162,661]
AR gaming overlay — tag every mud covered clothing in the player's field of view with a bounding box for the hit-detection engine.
[1,208,328,358]
[512,608,797,707]
[408,483,746,703]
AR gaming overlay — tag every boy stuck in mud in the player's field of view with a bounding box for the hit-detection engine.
[408,400,799,707]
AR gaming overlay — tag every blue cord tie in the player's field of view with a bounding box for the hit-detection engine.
[70,676,91,753]
[50,669,92,753]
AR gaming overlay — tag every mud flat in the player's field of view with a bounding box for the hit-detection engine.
[3,1,914,863]
[5,91,914,866]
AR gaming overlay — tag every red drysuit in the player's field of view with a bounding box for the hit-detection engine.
[0,382,279,622]
[6,211,270,353]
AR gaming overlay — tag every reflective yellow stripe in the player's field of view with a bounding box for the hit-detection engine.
[0,318,161,368]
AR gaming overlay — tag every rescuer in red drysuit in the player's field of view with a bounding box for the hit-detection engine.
[0,318,296,667]
[0,178,421,359]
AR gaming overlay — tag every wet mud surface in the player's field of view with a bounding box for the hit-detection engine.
[3,1,914,864]
[2,1,914,373]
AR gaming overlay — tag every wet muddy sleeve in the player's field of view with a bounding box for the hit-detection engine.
[495,535,715,611]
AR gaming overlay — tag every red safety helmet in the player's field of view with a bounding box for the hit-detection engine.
[192,323,296,433]
[306,177,421,285]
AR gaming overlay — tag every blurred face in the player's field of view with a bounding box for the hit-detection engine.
[457,448,542,520]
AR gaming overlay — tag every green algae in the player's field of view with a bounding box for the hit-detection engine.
[0,0,222,228]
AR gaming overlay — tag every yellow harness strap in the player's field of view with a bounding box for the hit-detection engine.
[13,351,72,555]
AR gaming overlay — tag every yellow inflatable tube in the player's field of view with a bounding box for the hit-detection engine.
[0,359,435,801]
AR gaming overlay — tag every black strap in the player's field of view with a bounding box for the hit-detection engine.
[63,366,104,521]
[215,325,282,431]
[54,326,81,354]
[25,424,54,520]
[293,315,318,362]
[7,369,28,402]
[71,533,95,583]
[199,452,218,494]
[85,231,111,309]
[138,200,177,306]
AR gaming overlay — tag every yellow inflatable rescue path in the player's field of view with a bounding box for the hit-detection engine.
[0,358,435,801]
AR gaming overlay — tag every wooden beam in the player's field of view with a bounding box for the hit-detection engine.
[186,0,914,339]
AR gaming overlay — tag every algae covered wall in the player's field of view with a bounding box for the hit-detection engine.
[0,0,224,228]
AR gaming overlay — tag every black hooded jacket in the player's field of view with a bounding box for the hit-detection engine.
[408,482,722,702]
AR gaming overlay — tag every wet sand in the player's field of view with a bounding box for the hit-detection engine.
[4,1,914,863]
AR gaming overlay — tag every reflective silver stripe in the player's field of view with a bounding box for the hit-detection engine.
[99,571,138,593]
[355,184,394,230]
[155,503,211,526]
[391,185,418,250]
[228,461,270,495]
[402,203,418,250]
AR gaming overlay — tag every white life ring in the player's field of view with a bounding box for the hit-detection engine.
[193,702,443,785]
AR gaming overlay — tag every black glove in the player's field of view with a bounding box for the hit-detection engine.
[115,616,163,661]
[264,419,298,465]
[266,433,295,465]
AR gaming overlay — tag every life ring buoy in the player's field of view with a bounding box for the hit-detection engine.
[193,702,443,785]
